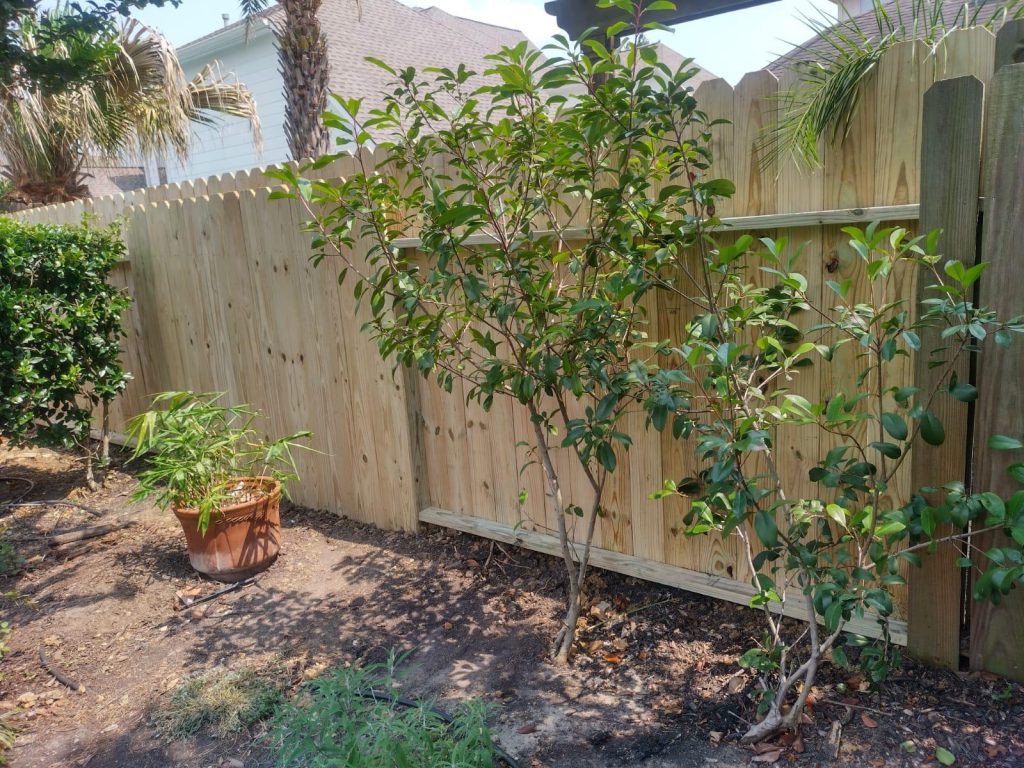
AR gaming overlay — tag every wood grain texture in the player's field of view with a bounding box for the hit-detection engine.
[907,76,984,670]
[970,61,1024,682]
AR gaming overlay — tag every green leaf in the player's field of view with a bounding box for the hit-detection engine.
[701,178,735,198]
[754,510,779,548]
[881,412,908,441]
[990,435,1024,451]
[869,441,901,459]
[948,382,978,403]
[831,645,849,668]
[935,747,956,766]
[920,412,945,446]
[596,442,617,473]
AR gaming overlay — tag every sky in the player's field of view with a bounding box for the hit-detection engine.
[126,0,837,84]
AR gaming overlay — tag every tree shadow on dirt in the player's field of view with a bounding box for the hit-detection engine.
[133,507,757,766]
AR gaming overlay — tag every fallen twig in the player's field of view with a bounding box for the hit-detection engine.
[51,539,98,557]
[585,596,678,633]
[39,647,83,691]
[3,499,103,518]
[48,517,136,546]
[827,720,843,760]
[818,697,889,715]
[175,576,257,611]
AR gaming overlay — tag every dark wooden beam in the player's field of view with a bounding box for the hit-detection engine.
[544,0,780,40]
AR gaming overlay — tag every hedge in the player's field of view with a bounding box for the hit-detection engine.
[0,216,130,447]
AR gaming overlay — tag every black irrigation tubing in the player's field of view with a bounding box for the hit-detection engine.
[355,689,522,768]
[0,475,103,519]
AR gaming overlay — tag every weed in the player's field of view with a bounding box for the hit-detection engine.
[0,622,12,764]
[153,665,281,739]
[0,715,14,766]
[270,654,500,767]
[0,538,22,578]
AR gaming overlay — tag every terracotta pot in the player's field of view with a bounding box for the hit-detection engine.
[173,477,281,582]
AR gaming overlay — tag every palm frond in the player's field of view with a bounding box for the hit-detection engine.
[0,15,261,204]
[761,0,1024,169]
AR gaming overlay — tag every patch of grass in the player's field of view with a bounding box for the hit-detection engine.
[154,665,282,739]
[0,538,22,577]
[269,653,500,768]
[0,715,14,766]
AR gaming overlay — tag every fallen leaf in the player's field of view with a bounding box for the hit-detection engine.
[751,749,783,763]
[860,712,878,728]
[611,637,628,652]
[709,731,723,746]
[983,743,1006,758]
[588,640,604,655]
[43,635,61,647]
[791,737,805,754]
[516,724,537,735]
[753,742,779,754]
[637,650,649,661]
[726,673,746,694]
[442,622,453,631]
[778,732,797,747]
[602,653,622,664]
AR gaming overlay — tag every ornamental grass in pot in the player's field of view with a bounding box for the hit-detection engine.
[127,391,311,581]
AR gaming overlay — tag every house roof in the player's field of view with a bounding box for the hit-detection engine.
[413,6,530,51]
[176,0,717,121]
[765,0,1014,75]
[651,42,719,88]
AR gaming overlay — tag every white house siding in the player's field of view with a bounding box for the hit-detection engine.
[156,27,288,184]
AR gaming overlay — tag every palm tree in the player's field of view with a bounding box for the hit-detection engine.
[0,16,261,207]
[241,0,332,160]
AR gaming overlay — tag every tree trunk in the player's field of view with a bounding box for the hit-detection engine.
[277,0,331,160]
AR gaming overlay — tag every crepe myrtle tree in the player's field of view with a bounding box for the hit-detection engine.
[645,217,1024,740]
[269,2,732,663]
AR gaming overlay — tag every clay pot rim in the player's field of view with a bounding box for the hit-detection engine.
[172,476,281,519]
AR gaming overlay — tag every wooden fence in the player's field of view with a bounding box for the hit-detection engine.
[11,25,1024,677]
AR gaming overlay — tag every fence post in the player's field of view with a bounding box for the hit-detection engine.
[969,42,1024,681]
[907,76,985,669]
[994,18,1024,71]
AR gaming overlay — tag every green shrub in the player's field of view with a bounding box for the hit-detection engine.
[0,216,130,449]
[270,657,499,768]
[153,665,282,739]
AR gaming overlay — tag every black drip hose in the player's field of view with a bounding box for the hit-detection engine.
[355,690,522,768]
[0,475,103,518]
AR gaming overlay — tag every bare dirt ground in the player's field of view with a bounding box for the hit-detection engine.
[1,443,1023,768]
